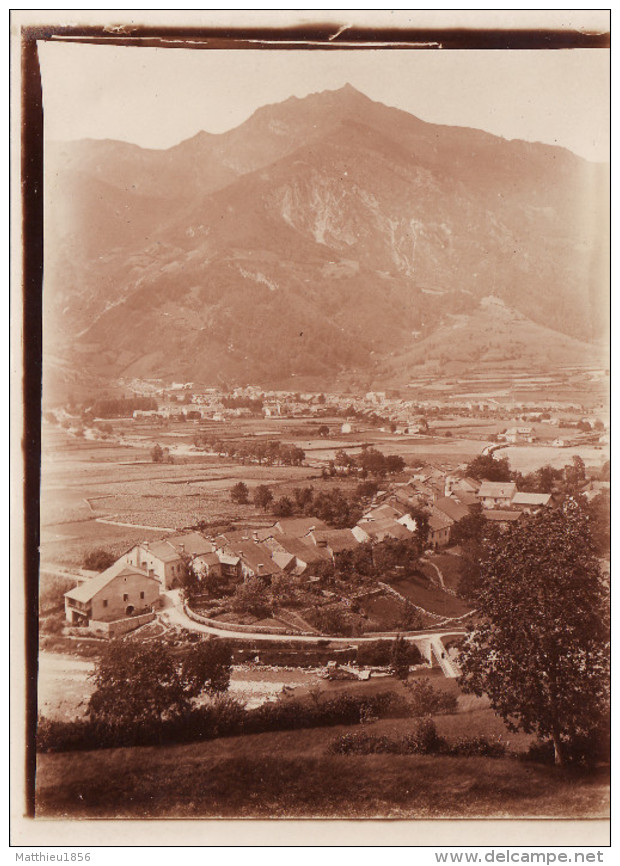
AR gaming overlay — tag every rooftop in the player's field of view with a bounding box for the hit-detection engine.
[477,481,517,499]
[65,564,158,603]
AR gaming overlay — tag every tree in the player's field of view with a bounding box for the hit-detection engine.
[273,496,294,517]
[88,638,232,723]
[465,453,512,483]
[587,489,610,558]
[389,636,411,679]
[230,482,249,505]
[180,638,233,697]
[449,505,486,546]
[151,443,172,464]
[178,557,201,602]
[385,454,406,474]
[293,486,314,512]
[83,548,116,572]
[519,464,563,494]
[564,455,586,490]
[253,485,273,511]
[231,576,270,616]
[458,501,609,766]
[317,424,330,437]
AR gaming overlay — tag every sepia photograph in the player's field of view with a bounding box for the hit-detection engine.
[15,10,610,840]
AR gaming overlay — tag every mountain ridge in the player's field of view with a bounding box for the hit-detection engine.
[44,84,609,396]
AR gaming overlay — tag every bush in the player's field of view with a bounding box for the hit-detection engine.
[40,612,66,636]
[329,732,400,755]
[521,728,610,768]
[402,718,446,754]
[36,691,398,754]
[447,735,506,758]
[83,549,116,571]
[405,679,459,717]
[329,718,447,756]
[356,640,392,667]
[328,722,508,759]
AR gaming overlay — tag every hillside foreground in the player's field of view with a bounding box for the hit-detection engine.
[36,703,609,819]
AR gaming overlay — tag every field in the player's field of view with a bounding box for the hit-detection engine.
[388,573,471,619]
[41,412,609,572]
[40,418,487,569]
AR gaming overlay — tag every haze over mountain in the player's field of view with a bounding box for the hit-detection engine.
[44,84,608,396]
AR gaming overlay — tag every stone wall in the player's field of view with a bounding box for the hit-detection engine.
[89,612,155,638]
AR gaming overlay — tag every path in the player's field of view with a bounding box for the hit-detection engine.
[429,636,460,679]
[95,516,177,532]
[420,557,445,590]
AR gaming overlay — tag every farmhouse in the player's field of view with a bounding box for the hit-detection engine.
[274,517,329,537]
[484,510,523,529]
[355,516,412,543]
[503,426,535,444]
[192,551,223,579]
[476,481,517,510]
[123,532,214,590]
[511,492,552,513]
[265,534,330,571]
[225,540,281,581]
[427,513,452,549]
[64,562,160,625]
[123,541,182,590]
[309,528,359,557]
[433,496,470,524]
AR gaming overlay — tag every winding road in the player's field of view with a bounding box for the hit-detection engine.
[160,591,464,675]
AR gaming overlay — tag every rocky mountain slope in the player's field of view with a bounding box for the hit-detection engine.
[44,84,608,394]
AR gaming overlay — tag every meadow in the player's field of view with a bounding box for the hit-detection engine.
[35,701,609,818]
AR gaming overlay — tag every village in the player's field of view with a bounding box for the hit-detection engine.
[38,378,609,705]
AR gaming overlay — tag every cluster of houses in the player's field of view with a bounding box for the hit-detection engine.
[63,463,557,631]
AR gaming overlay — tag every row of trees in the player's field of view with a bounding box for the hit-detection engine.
[87,396,158,418]
[230,481,382,529]
[194,435,305,466]
[333,446,406,478]
[465,452,593,496]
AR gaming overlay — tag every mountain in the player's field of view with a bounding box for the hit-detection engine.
[44,85,609,396]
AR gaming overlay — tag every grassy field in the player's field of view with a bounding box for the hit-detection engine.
[36,719,609,818]
[388,573,471,619]
[425,553,466,594]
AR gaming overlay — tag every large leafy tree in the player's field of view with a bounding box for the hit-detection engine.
[465,453,512,482]
[458,500,609,765]
[253,484,273,511]
[88,638,232,724]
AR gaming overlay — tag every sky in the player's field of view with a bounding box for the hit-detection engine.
[38,41,610,162]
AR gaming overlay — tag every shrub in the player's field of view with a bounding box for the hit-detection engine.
[36,691,397,754]
[328,732,399,755]
[83,549,116,571]
[356,640,392,667]
[329,718,447,756]
[447,735,506,758]
[405,679,459,717]
[521,727,610,768]
[402,718,446,754]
